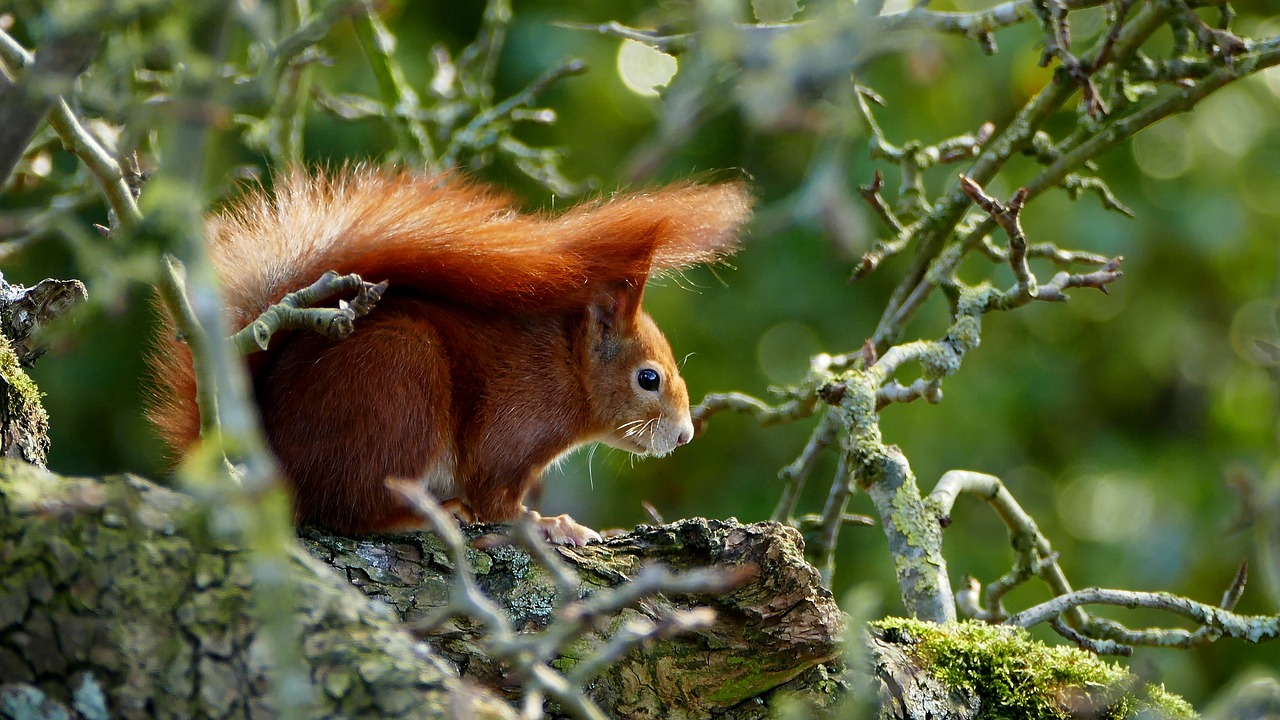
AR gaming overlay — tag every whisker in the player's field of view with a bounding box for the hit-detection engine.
[587,444,597,491]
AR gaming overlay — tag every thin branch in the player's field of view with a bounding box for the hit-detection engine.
[975,238,1110,266]
[350,0,435,166]
[959,176,1035,296]
[871,1,1172,346]
[0,27,100,187]
[387,480,750,720]
[929,470,1087,628]
[157,256,223,444]
[1010,586,1280,645]
[772,410,840,523]
[228,271,387,355]
[441,58,587,168]
[692,389,820,436]
[509,517,582,608]
[858,170,905,234]
[560,21,692,55]
[1052,616,1132,656]
[260,0,326,164]
[574,0,1112,57]
[876,378,943,408]
[1023,37,1280,204]
[0,29,141,231]
[815,454,857,585]
[1175,0,1247,62]
[875,0,1109,40]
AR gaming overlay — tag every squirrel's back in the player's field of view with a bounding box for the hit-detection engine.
[149,167,750,459]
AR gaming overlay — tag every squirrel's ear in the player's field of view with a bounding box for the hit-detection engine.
[588,279,644,359]
[589,279,643,329]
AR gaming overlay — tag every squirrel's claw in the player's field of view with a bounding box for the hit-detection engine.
[526,509,602,547]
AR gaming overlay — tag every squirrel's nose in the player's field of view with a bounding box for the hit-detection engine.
[676,421,694,446]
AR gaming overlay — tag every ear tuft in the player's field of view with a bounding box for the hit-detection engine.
[558,181,752,286]
[634,181,753,273]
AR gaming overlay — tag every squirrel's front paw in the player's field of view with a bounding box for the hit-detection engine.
[526,509,602,547]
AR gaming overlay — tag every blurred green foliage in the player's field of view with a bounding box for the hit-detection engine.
[3,0,1280,707]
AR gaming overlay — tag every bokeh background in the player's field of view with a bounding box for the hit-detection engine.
[4,0,1280,705]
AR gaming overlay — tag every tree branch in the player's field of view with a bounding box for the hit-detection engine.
[0,27,100,188]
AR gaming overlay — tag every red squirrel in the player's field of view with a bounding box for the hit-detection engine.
[148,167,750,545]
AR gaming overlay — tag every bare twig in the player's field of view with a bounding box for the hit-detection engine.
[975,238,1110,267]
[157,256,223,444]
[772,410,840,523]
[388,480,750,719]
[1175,0,1247,63]
[0,27,100,187]
[871,2,1171,346]
[228,270,387,355]
[441,58,588,168]
[929,470,1087,627]
[1010,586,1280,646]
[816,455,855,585]
[959,176,1034,293]
[350,0,435,165]
[858,170,905,234]
[692,389,821,436]
[577,0,1113,57]
[0,29,141,231]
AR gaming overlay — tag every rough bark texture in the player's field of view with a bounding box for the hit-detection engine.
[0,462,516,719]
[0,463,845,719]
[0,273,87,468]
[302,517,845,719]
[0,458,1217,720]
[0,276,88,368]
[0,336,49,467]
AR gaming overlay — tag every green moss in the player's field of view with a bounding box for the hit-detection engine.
[872,618,1197,720]
[705,664,799,703]
[0,335,49,466]
[0,335,44,408]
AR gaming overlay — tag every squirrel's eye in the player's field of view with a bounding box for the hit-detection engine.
[636,368,661,392]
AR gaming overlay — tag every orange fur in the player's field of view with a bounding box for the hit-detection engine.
[148,166,750,535]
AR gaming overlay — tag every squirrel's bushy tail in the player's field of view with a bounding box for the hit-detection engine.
[147,166,752,456]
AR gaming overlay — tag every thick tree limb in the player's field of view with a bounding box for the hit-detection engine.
[0,461,516,719]
[0,463,844,719]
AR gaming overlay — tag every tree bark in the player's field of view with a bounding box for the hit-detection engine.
[0,459,1213,720]
[0,463,845,719]
[0,273,86,468]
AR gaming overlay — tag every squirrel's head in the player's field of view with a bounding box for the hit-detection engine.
[570,180,751,457]
[582,281,694,458]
